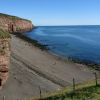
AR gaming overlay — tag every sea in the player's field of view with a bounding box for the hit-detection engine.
[24,26,100,65]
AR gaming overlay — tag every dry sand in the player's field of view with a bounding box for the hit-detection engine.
[0,35,94,100]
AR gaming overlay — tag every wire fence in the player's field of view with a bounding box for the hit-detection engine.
[1,72,100,100]
[38,72,100,99]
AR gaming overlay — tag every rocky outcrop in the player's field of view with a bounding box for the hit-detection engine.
[0,13,33,89]
[0,13,33,33]
[0,31,11,89]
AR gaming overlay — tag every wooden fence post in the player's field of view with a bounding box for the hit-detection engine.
[94,72,98,86]
[3,96,5,100]
[39,86,42,98]
[73,78,75,92]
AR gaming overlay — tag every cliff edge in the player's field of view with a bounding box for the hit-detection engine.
[0,13,33,33]
[0,13,33,89]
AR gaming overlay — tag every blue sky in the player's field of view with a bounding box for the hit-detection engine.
[0,0,100,25]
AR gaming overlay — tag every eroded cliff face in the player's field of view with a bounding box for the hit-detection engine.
[0,13,33,33]
[0,13,33,89]
[0,38,10,89]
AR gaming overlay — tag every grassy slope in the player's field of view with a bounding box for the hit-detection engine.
[32,79,100,100]
[0,30,10,55]
[0,29,10,39]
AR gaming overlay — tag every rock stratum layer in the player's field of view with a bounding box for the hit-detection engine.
[0,13,33,33]
[0,13,33,89]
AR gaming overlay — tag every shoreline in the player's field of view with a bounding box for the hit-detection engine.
[12,32,49,50]
[49,51,100,72]
[12,32,100,72]
[68,57,100,71]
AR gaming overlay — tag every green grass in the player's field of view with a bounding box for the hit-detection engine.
[40,85,100,100]
[0,29,11,39]
[31,79,100,100]
[0,29,10,55]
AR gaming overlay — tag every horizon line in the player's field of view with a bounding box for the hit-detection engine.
[36,25,100,27]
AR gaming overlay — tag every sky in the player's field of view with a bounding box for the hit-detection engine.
[0,0,100,26]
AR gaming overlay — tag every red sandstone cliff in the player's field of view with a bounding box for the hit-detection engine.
[0,13,33,33]
[0,13,33,89]
[0,37,10,89]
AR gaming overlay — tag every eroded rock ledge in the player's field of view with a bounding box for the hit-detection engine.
[0,13,33,89]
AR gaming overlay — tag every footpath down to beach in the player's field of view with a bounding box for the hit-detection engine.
[0,13,95,100]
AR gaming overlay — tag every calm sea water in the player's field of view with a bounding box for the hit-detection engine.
[25,26,100,64]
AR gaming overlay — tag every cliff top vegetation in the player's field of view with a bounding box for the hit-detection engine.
[0,29,11,39]
[0,13,31,22]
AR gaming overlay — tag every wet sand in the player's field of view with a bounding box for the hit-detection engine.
[0,34,94,100]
